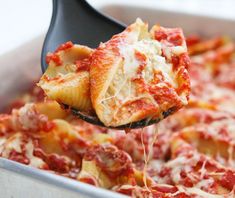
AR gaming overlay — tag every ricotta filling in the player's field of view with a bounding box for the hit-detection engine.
[119,39,176,87]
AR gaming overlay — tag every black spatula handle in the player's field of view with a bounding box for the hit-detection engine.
[41,0,126,72]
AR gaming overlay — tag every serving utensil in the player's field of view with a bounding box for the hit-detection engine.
[41,0,174,129]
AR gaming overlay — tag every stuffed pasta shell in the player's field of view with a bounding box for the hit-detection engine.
[38,42,93,112]
[90,19,190,127]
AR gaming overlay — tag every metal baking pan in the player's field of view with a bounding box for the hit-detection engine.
[1,3,235,198]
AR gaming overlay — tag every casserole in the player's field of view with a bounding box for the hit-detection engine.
[1,3,235,198]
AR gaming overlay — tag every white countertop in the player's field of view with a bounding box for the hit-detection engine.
[0,0,235,55]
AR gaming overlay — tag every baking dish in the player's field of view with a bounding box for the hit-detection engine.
[1,3,235,198]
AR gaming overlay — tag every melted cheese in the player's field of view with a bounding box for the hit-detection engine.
[165,152,201,183]
[1,133,23,158]
[0,133,46,168]
[119,39,176,87]
[140,125,159,190]
[178,186,226,198]
[24,139,46,168]
[195,178,214,189]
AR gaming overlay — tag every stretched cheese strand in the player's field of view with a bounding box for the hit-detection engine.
[141,124,159,191]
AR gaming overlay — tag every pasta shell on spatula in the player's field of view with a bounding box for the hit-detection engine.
[38,18,190,129]
[90,18,191,127]
[38,42,94,112]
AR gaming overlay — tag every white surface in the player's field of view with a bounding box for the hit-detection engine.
[0,0,51,55]
[0,0,235,55]
[91,0,235,20]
